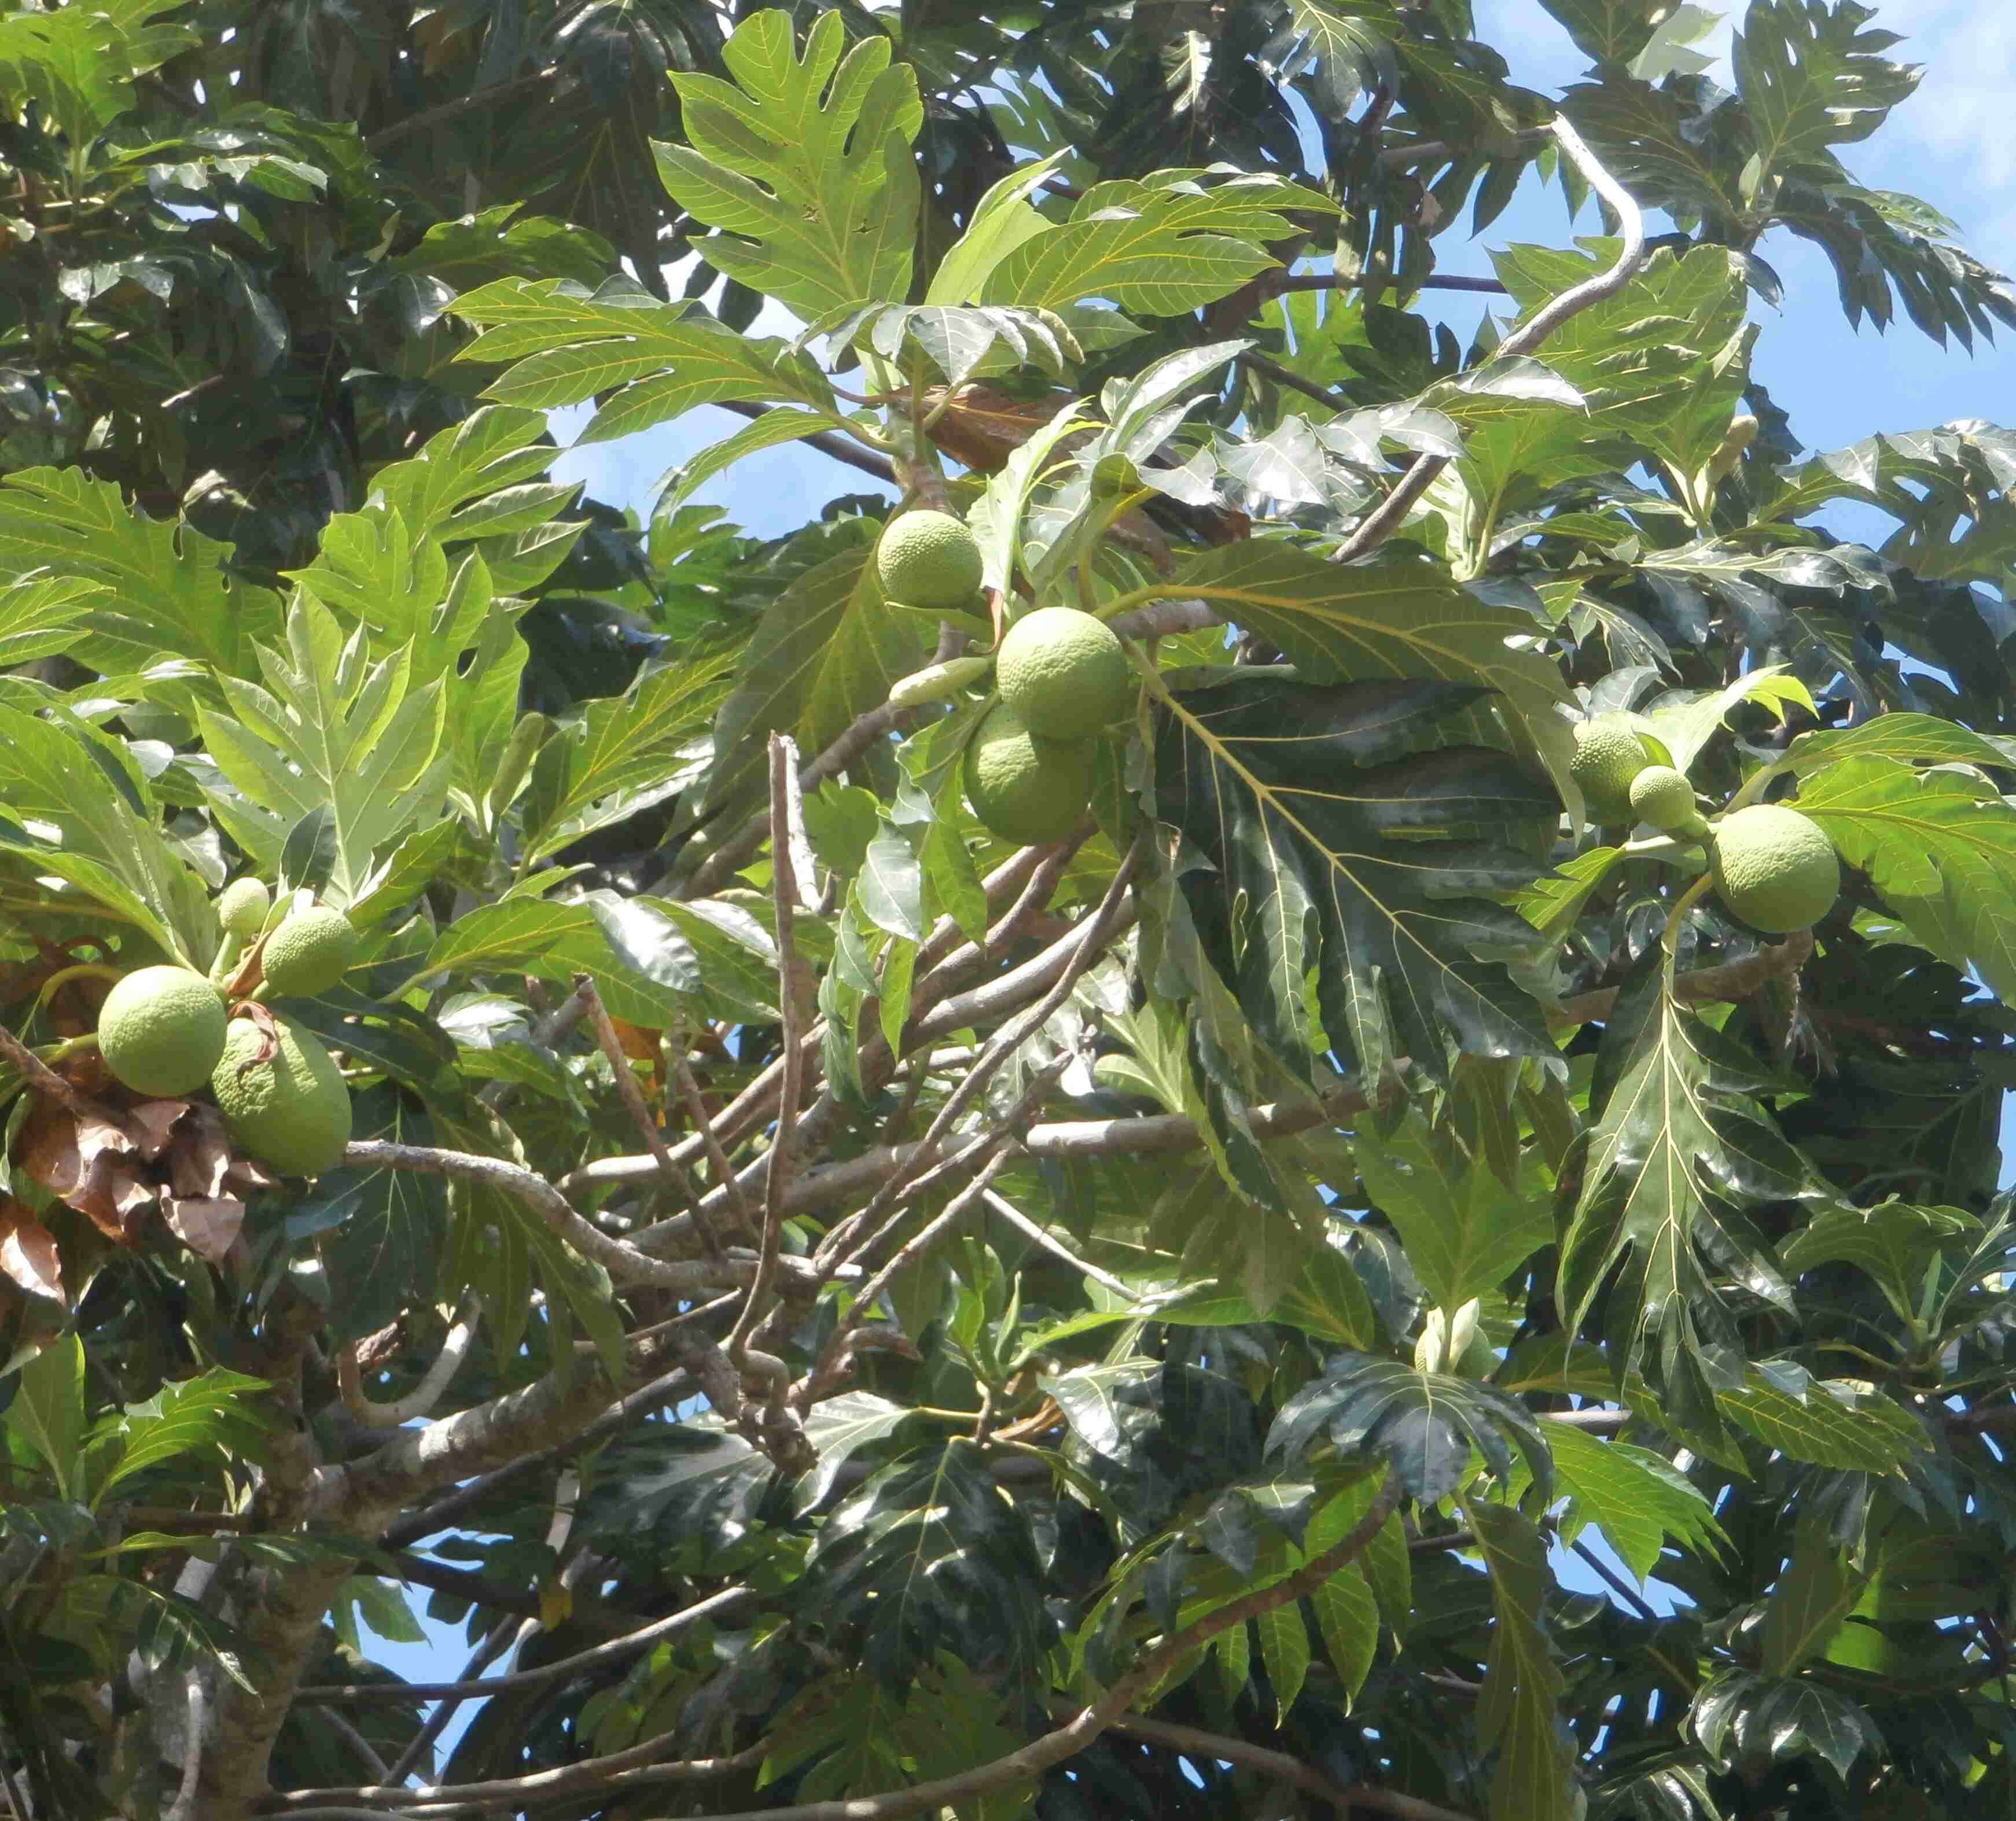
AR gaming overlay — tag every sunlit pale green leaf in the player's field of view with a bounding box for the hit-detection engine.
[1558,952,1819,1436]
[656,12,921,323]
[1350,1105,1556,1313]
[0,469,282,677]
[1798,755,2016,1002]
[980,170,1336,317]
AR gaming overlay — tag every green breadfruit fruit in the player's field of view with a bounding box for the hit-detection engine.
[1709,804,1841,934]
[261,906,358,998]
[211,1015,353,1176]
[996,607,1135,737]
[1628,765,1704,834]
[1570,713,1650,822]
[96,966,229,1098]
[875,510,985,610]
[218,878,273,941]
[962,704,1096,846]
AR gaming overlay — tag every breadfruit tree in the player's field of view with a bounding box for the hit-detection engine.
[2,3,2015,1820]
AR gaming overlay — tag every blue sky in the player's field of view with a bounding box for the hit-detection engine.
[371,0,2016,1772]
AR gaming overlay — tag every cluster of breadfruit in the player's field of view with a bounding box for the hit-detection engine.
[93,882,360,1178]
[876,509,1136,846]
[1570,713,1841,934]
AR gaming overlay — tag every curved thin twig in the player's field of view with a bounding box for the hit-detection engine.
[296,1584,759,1706]
[163,1676,205,1821]
[1096,1710,1477,1821]
[337,1301,481,1432]
[1329,115,1646,565]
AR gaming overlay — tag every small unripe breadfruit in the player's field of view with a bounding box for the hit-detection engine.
[261,905,358,998]
[97,966,229,1097]
[1570,713,1651,822]
[875,510,984,610]
[996,607,1135,737]
[218,878,272,941]
[211,1015,353,1176]
[1628,765,1702,834]
[1413,1306,1451,1375]
[1709,804,1840,934]
[1705,411,1760,487]
[962,704,1096,846]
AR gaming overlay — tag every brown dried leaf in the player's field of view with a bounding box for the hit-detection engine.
[610,1016,659,1068]
[127,1099,192,1160]
[17,1096,120,1198]
[0,1200,64,1303]
[168,1105,236,1200]
[161,1196,244,1263]
[16,1099,159,1242]
[225,1154,280,1195]
[226,1000,281,1070]
[78,1164,159,1244]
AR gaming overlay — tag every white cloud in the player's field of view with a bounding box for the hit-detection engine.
[1804,1,2016,268]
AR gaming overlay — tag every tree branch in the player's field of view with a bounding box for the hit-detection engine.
[339,1140,819,1299]
[1096,1711,1477,1821]
[263,1738,768,1814]
[366,68,562,152]
[815,840,1143,1272]
[669,1046,758,1237]
[716,399,900,488]
[164,1676,205,1821]
[1549,928,1814,1026]
[0,1021,97,1113]
[294,1585,759,1706]
[680,698,913,899]
[332,1343,696,1530]
[376,1361,702,1552]
[1275,270,1507,296]
[554,1475,1400,1821]
[580,980,718,1251]
[729,735,807,1377]
[1330,116,1646,566]
[982,1188,1140,1301]
[1375,127,1552,170]
[336,1302,479,1432]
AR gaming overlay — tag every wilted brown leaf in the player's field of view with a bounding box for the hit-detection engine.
[0,1199,64,1303]
[127,1099,191,1160]
[167,1104,234,1200]
[610,1016,659,1068]
[16,1097,156,1242]
[161,1197,244,1263]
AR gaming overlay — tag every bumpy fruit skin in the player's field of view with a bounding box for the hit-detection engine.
[963,704,1095,845]
[1570,713,1650,822]
[261,906,357,998]
[211,1015,353,1175]
[1628,764,1700,833]
[875,510,984,610]
[97,966,229,1097]
[218,878,272,941]
[1710,804,1841,934]
[996,607,1135,737]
